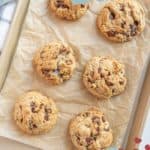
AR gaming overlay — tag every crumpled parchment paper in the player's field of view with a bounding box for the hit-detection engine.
[0,0,150,149]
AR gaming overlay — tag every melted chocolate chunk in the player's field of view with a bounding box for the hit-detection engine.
[109,12,115,20]
[41,68,50,76]
[98,67,101,73]
[81,4,85,8]
[83,112,90,117]
[33,124,37,128]
[105,80,114,86]
[40,103,44,109]
[40,51,45,59]
[102,116,106,122]
[44,107,51,121]
[100,73,104,78]
[107,31,116,37]
[20,118,23,123]
[112,89,115,93]
[56,0,69,9]
[86,137,93,145]
[120,4,125,11]
[53,69,59,75]
[134,20,139,26]
[121,21,126,28]
[29,120,37,130]
[30,102,37,113]
[119,80,124,85]
[130,24,137,36]
[19,105,22,110]
[92,116,100,124]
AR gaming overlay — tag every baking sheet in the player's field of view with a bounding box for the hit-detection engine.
[0,0,150,149]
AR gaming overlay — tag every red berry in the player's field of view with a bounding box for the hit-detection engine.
[145,144,150,150]
[134,137,142,144]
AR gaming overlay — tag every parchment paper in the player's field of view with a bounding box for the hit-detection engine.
[0,0,150,149]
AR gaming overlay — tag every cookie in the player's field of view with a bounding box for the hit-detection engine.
[33,41,76,85]
[48,0,89,20]
[83,56,127,99]
[69,108,113,150]
[13,91,58,135]
[96,0,145,42]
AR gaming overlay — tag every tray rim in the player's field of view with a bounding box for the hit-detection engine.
[0,0,149,149]
[0,0,30,91]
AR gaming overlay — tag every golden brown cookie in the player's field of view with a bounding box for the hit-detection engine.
[83,56,127,99]
[69,108,113,150]
[96,0,145,42]
[48,0,89,20]
[13,91,58,135]
[33,41,76,85]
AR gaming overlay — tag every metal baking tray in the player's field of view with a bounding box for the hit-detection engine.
[0,0,149,149]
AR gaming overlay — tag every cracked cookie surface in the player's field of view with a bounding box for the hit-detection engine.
[49,0,89,20]
[96,0,145,42]
[33,41,76,85]
[69,108,113,150]
[13,91,58,135]
[83,56,127,99]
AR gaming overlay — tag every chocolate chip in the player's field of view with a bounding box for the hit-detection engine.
[81,4,85,8]
[33,124,37,128]
[98,67,101,73]
[100,73,104,78]
[119,80,124,85]
[56,3,69,9]
[19,105,22,110]
[30,102,37,113]
[40,51,45,59]
[109,12,115,20]
[83,112,90,117]
[86,137,93,145]
[134,20,139,26]
[66,59,72,65]
[40,103,44,109]
[77,136,80,141]
[107,31,116,37]
[120,4,125,11]
[41,68,50,76]
[121,21,126,28]
[20,118,23,123]
[130,24,137,36]
[53,69,59,75]
[92,116,100,124]
[102,116,106,122]
[44,107,51,121]
[29,120,37,130]
[96,127,100,132]
[112,89,115,93]
[108,72,111,76]
[105,80,114,86]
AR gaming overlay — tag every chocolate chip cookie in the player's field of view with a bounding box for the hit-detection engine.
[83,56,127,99]
[96,0,145,42]
[69,108,113,150]
[48,0,89,20]
[33,41,76,85]
[13,91,58,135]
